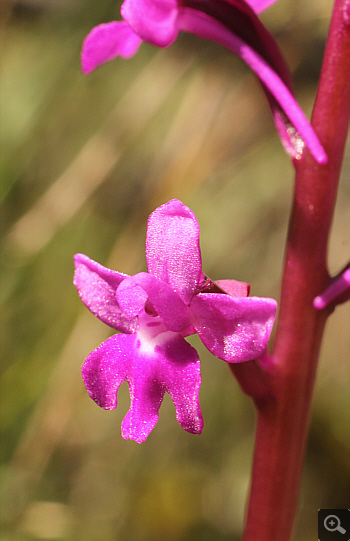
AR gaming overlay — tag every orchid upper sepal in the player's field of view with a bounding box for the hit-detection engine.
[81,0,326,164]
[74,199,277,443]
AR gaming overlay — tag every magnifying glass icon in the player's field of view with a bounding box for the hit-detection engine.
[324,515,346,534]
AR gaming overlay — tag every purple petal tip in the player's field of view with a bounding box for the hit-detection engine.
[81,21,142,74]
[313,267,350,310]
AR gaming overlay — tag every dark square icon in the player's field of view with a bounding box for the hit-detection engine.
[318,509,350,541]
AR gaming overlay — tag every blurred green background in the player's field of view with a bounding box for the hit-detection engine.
[1,0,349,539]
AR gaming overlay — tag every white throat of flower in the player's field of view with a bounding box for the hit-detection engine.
[136,310,178,355]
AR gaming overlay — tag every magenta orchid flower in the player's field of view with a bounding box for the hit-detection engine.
[81,0,327,164]
[313,265,350,310]
[74,199,277,443]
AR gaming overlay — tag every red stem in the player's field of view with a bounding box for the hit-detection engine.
[242,1,350,540]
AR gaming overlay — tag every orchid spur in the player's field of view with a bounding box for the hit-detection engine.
[81,0,327,164]
[74,199,276,443]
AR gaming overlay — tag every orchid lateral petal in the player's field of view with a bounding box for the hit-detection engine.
[81,21,142,74]
[82,333,134,410]
[313,267,350,309]
[178,8,327,163]
[245,0,278,14]
[117,272,190,332]
[146,199,202,305]
[190,293,277,362]
[74,254,137,333]
[121,0,180,47]
[116,280,149,319]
